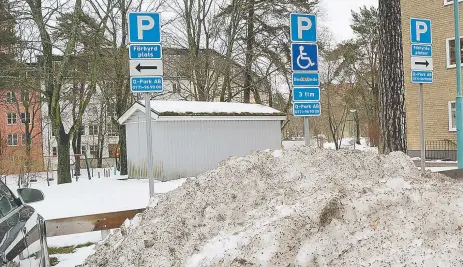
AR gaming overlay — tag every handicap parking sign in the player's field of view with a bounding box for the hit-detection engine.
[291,43,318,72]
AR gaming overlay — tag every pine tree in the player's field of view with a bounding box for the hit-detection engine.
[378,0,407,153]
[219,0,319,103]
[0,0,18,87]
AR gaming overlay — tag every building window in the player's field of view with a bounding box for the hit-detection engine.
[81,145,87,154]
[7,134,18,146]
[90,145,98,158]
[7,112,16,125]
[89,125,99,136]
[107,123,119,136]
[108,144,119,158]
[173,83,181,93]
[20,91,29,103]
[20,112,30,124]
[22,133,30,145]
[445,0,462,6]
[52,147,57,156]
[53,61,61,72]
[449,101,457,131]
[106,103,117,118]
[6,91,15,103]
[447,37,463,68]
[79,125,86,136]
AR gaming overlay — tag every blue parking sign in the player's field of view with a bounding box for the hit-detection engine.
[290,14,317,43]
[410,18,432,44]
[128,13,161,43]
[291,43,318,72]
[293,102,321,117]
[293,87,320,102]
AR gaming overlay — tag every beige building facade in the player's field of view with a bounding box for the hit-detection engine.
[402,0,462,160]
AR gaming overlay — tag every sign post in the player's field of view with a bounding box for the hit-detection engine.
[419,83,425,173]
[410,18,433,173]
[290,14,320,146]
[128,12,163,197]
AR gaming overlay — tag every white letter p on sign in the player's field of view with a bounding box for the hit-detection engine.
[137,16,155,40]
[297,17,312,39]
[416,21,427,42]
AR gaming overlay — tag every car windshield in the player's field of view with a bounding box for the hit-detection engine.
[0,181,19,219]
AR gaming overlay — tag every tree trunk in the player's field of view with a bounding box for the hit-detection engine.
[243,0,255,103]
[116,0,129,175]
[24,128,31,175]
[72,132,82,176]
[378,0,406,154]
[57,130,72,184]
[268,85,273,107]
[119,125,128,175]
[220,2,238,102]
[355,113,361,145]
[97,133,104,168]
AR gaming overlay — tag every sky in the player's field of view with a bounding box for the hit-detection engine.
[321,0,378,42]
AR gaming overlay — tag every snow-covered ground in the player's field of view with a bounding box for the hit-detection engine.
[3,170,186,267]
[282,137,377,152]
[422,166,458,172]
[54,245,96,267]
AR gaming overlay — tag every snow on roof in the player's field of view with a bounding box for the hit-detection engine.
[146,101,284,116]
[118,101,286,124]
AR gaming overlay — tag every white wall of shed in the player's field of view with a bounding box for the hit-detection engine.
[126,119,282,181]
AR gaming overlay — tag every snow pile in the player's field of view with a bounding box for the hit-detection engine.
[85,147,463,267]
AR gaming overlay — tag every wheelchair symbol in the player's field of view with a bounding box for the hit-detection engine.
[297,45,315,69]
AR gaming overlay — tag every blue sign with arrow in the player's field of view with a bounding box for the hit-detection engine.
[291,43,318,72]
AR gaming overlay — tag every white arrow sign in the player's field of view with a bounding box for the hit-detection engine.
[129,59,163,76]
[411,57,433,71]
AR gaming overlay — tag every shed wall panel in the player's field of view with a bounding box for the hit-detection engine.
[126,119,281,180]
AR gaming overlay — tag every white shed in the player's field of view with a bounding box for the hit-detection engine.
[118,101,286,181]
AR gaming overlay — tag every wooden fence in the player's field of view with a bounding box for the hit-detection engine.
[45,208,145,237]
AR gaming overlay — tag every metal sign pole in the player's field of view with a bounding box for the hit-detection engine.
[454,2,463,169]
[128,13,162,198]
[144,93,154,197]
[304,117,310,146]
[419,83,426,173]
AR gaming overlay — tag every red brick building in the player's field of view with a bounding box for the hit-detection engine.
[0,1,43,174]
[0,88,44,174]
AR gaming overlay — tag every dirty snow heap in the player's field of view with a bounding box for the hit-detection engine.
[86,147,463,267]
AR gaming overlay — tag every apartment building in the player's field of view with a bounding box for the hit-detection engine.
[0,88,44,174]
[0,1,44,174]
[402,0,462,160]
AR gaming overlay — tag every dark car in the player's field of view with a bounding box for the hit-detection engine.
[0,180,49,267]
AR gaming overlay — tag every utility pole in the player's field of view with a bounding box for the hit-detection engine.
[454,1,463,169]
